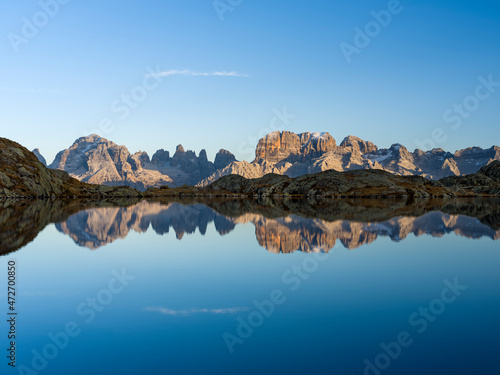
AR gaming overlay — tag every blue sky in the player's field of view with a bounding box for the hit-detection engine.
[1,0,499,163]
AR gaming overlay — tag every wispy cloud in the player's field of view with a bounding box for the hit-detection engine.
[0,87,57,94]
[145,307,249,316]
[148,69,249,78]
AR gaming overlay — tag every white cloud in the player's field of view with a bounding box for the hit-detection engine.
[145,306,249,316]
[0,87,57,94]
[148,69,249,78]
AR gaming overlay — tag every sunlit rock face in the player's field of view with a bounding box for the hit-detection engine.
[40,132,500,190]
[198,132,500,187]
[0,137,140,200]
[253,131,337,164]
[48,135,235,191]
[50,201,500,253]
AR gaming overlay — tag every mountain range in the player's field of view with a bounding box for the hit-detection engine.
[35,132,500,191]
[2,198,500,255]
[56,202,500,252]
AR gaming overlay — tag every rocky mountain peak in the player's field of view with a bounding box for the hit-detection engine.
[413,149,425,158]
[299,132,337,157]
[0,137,139,200]
[441,158,460,176]
[254,131,336,164]
[32,148,47,166]
[455,146,492,158]
[75,134,108,145]
[424,148,452,158]
[134,151,150,164]
[389,143,413,157]
[214,149,237,170]
[127,151,150,171]
[44,132,500,192]
[171,145,202,172]
[340,136,378,154]
[196,149,215,179]
[198,149,208,162]
[493,146,500,159]
[390,143,403,150]
[151,149,170,165]
[479,160,500,181]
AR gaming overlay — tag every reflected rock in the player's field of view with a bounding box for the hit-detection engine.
[49,199,500,252]
[2,198,500,255]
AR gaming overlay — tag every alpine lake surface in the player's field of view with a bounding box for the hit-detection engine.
[1,197,499,375]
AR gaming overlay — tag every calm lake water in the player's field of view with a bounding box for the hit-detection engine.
[1,198,499,375]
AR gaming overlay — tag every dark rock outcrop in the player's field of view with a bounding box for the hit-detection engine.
[197,149,215,179]
[151,149,170,165]
[214,149,237,170]
[32,149,47,166]
[0,138,141,200]
[149,161,500,198]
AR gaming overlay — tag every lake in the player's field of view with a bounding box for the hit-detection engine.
[1,198,499,375]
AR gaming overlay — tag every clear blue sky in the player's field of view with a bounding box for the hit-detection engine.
[1,0,499,163]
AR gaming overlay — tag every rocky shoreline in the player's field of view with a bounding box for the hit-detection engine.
[2,196,499,256]
[1,137,500,200]
[145,164,500,199]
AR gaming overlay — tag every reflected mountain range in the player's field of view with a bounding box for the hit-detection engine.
[1,198,499,255]
[55,201,500,253]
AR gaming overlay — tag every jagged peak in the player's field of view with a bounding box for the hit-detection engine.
[300,131,331,139]
[341,135,377,154]
[214,148,237,170]
[32,148,47,166]
[217,148,233,156]
[262,131,333,142]
[478,160,500,180]
[390,143,404,150]
[300,132,336,149]
[132,151,150,163]
[151,149,170,165]
[341,135,364,144]
[430,148,446,153]
[24,132,500,190]
[454,146,491,157]
[267,130,281,138]
[198,149,208,160]
[75,134,108,144]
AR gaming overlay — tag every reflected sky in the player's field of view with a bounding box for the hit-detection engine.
[1,199,499,374]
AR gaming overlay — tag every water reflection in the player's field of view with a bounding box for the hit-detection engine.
[1,198,498,255]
